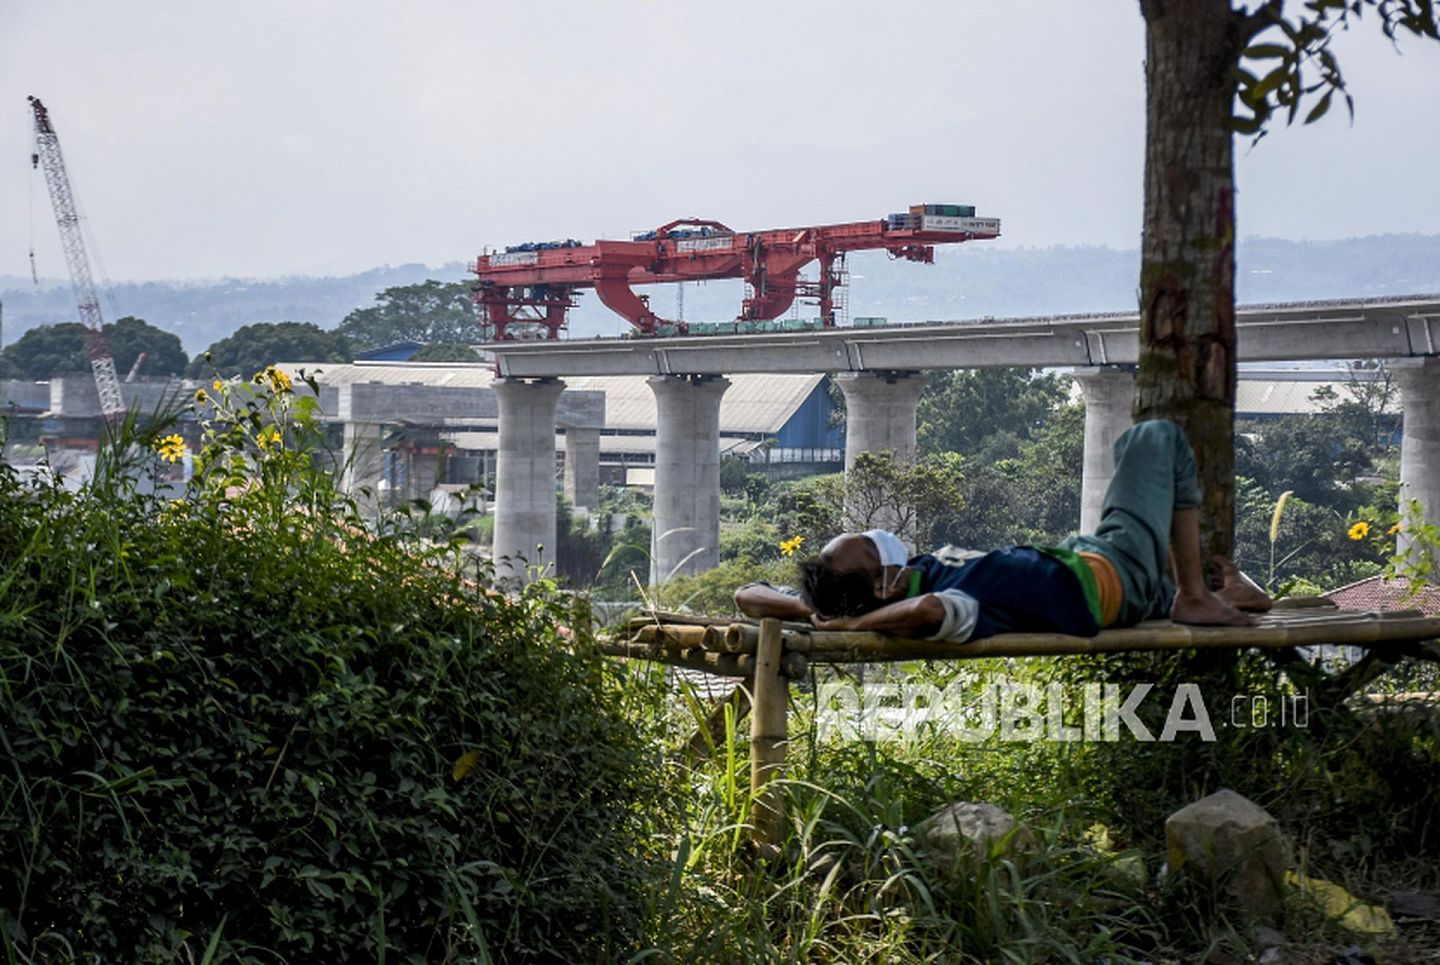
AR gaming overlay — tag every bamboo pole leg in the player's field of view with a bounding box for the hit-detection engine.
[749,618,788,854]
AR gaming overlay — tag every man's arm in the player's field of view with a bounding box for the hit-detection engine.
[734,582,814,621]
[809,594,946,638]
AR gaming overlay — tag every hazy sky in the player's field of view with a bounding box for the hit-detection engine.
[4,1,1438,281]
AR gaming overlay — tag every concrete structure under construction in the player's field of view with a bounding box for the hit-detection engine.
[272,362,834,585]
[274,361,841,488]
[835,372,927,470]
[4,294,1438,590]
[484,295,1440,581]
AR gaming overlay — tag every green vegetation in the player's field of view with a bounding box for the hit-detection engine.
[551,486,654,600]
[612,364,1435,958]
[0,316,187,380]
[919,370,1086,549]
[186,321,352,379]
[612,640,1440,961]
[0,378,659,962]
[335,281,480,351]
[3,355,1435,959]
[1234,364,1404,592]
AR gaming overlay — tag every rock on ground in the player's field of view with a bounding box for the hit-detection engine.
[1165,788,1289,919]
[916,801,1035,868]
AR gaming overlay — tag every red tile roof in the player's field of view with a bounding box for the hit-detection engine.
[1325,575,1440,617]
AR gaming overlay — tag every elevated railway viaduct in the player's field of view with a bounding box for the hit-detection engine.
[480,296,1440,583]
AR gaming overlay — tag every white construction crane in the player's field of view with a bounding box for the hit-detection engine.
[28,95,124,422]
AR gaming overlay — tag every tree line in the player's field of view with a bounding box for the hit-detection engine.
[0,279,481,381]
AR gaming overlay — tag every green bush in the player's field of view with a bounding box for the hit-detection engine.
[653,558,799,616]
[718,515,781,565]
[0,375,659,962]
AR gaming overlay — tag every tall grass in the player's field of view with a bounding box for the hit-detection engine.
[623,664,1164,962]
[621,648,1440,962]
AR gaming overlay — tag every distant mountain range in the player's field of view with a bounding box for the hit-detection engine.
[3,234,1437,354]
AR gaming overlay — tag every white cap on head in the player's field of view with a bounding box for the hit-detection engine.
[860,529,910,568]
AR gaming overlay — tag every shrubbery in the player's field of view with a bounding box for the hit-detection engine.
[0,374,659,961]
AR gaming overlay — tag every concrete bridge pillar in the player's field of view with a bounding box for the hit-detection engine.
[563,426,601,513]
[1394,357,1440,557]
[836,371,926,469]
[648,375,729,584]
[835,372,926,541]
[492,377,565,584]
[1072,366,1137,534]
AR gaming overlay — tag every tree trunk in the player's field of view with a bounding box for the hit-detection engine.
[1135,0,1245,565]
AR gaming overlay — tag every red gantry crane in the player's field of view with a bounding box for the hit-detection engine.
[28,95,125,421]
[471,204,1000,340]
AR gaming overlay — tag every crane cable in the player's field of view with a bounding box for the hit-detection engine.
[78,191,123,322]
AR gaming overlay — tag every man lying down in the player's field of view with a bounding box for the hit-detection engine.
[735,420,1274,643]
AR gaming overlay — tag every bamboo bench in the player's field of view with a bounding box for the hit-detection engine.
[603,600,1440,850]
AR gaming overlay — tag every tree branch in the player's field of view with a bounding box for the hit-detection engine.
[1237,0,1286,43]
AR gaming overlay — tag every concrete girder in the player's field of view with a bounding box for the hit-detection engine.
[331,381,604,430]
[487,297,1440,378]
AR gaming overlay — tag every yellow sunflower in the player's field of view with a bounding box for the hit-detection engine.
[155,434,186,463]
[265,366,293,393]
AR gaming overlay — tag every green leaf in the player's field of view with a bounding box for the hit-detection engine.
[1304,88,1335,123]
[1250,65,1291,100]
[198,914,228,965]
[1230,113,1266,135]
[451,749,481,781]
[1243,43,1291,59]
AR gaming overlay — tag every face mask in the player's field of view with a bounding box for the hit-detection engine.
[861,529,910,569]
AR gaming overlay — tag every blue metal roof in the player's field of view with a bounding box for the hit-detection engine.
[355,341,425,362]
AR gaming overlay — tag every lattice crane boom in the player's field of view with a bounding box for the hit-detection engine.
[28,95,124,420]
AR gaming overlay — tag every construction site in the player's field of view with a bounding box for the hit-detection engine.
[7,3,1440,959]
[6,96,1440,589]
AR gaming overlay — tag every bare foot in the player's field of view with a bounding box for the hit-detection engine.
[1211,555,1274,612]
[1171,590,1257,627]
